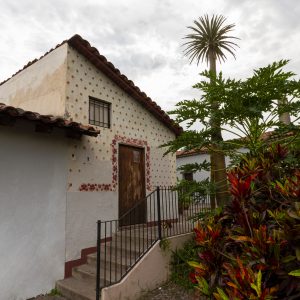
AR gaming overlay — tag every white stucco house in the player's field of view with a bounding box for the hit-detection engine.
[176,147,248,182]
[176,149,211,182]
[0,34,181,299]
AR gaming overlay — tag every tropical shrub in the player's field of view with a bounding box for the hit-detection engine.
[170,239,199,290]
[186,144,300,299]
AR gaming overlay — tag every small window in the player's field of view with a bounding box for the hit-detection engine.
[133,150,141,163]
[183,172,193,181]
[89,97,111,128]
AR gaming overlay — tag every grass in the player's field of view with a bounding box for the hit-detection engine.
[47,288,62,297]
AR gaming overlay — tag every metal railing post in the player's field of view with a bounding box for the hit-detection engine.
[96,220,101,300]
[156,186,162,240]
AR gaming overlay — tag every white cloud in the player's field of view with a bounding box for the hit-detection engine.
[0,0,300,123]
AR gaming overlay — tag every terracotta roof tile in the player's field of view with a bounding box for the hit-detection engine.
[0,103,100,137]
[68,34,183,135]
[176,148,209,157]
[176,130,295,157]
[0,34,182,136]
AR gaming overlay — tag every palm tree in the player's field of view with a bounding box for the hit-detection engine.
[278,97,291,125]
[183,14,239,207]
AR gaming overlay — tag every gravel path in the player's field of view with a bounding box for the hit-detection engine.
[138,281,198,300]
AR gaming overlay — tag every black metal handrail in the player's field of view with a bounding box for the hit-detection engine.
[95,186,210,300]
[118,189,156,221]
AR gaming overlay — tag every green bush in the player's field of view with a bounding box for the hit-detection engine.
[177,144,300,299]
[170,239,199,290]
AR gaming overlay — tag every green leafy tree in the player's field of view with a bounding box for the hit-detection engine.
[183,14,239,207]
[164,60,300,208]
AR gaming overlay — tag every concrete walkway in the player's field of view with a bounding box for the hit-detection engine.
[29,282,197,300]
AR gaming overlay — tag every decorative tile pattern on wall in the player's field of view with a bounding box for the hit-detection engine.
[78,135,151,192]
[66,46,177,192]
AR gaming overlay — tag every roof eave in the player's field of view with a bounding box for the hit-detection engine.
[68,35,182,136]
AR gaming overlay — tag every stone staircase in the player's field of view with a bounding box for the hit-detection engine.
[56,226,158,300]
[55,195,208,300]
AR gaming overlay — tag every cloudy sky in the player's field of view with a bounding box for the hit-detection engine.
[1,0,300,116]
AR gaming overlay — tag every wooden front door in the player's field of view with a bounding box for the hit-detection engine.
[119,145,146,226]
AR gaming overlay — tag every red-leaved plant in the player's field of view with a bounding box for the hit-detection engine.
[187,144,300,299]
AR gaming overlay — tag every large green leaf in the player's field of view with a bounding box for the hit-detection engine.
[288,269,300,277]
[214,288,230,300]
[187,261,205,269]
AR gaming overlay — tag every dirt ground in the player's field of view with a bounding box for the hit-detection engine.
[138,282,198,300]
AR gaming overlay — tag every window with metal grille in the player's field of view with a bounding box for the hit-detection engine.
[89,97,111,128]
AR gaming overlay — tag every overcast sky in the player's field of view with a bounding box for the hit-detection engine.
[1,0,300,116]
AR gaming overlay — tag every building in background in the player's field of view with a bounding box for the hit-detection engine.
[176,147,248,182]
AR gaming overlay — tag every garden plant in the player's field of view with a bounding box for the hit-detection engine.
[183,14,239,207]
[187,143,300,299]
[167,60,300,299]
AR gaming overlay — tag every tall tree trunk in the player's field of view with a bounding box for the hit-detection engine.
[278,97,291,125]
[208,51,229,207]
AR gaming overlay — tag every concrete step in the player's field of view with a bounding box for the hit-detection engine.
[98,240,147,261]
[56,227,166,300]
[105,234,157,252]
[73,263,122,283]
[87,250,142,272]
[116,221,195,236]
[87,252,130,270]
[56,277,96,300]
[114,228,159,241]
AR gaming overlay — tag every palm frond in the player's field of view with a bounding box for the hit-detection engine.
[183,14,240,66]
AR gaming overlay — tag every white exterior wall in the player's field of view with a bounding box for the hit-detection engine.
[65,191,118,261]
[0,44,68,116]
[177,153,211,182]
[0,123,68,300]
[176,148,249,181]
[64,46,177,261]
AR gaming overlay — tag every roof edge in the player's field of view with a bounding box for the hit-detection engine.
[67,34,182,136]
[0,34,182,136]
[0,103,100,137]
